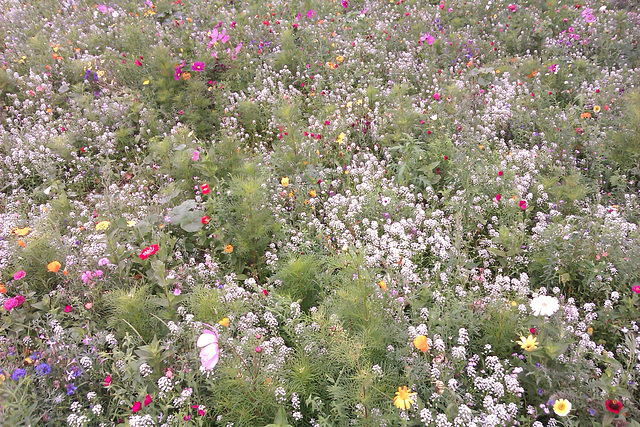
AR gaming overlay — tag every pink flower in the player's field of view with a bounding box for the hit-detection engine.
[139,244,159,260]
[13,270,25,280]
[519,200,527,210]
[496,194,501,202]
[196,326,219,370]
[342,0,348,8]
[4,297,19,311]
[132,402,142,413]
[191,150,200,161]
[433,93,440,100]
[498,171,503,176]
[134,59,142,66]
[105,375,112,387]
[64,305,72,313]
[633,285,640,294]
[81,271,92,283]
[307,9,315,19]
[144,394,152,406]
[192,62,205,72]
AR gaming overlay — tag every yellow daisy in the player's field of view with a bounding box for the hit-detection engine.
[516,334,538,352]
[394,386,417,410]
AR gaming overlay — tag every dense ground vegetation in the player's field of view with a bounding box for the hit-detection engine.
[1,0,640,425]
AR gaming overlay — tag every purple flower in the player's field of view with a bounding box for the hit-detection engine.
[192,62,205,72]
[97,4,108,14]
[12,368,26,381]
[66,383,77,395]
[342,0,348,8]
[35,363,51,375]
[307,10,315,19]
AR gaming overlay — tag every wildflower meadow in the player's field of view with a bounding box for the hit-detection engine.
[1,0,640,425]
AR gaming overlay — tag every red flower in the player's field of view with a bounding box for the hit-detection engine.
[201,183,210,195]
[201,215,210,225]
[495,194,501,202]
[605,399,622,414]
[144,394,152,407]
[498,170,503,176]
[519,200,527,210]
[139,244,159,260]
[132,402,142,413]
[105,375,112,387]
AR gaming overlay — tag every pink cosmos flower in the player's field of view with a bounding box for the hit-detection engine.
[307,9,315,19]
[196,326,219,370]
[192,62,205,72]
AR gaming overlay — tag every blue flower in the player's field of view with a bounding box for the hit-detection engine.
[12,368,26,381]
[66,383,77,395]
[35,363,51,375]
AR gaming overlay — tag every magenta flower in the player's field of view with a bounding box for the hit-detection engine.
[134,59,142,66]
[307,9,315,19]
[519,200,527,210]
[633,285,640,294]
[196,326,219,370]
[191,150,200,161]
[4,296,25,311]
[496,194,501,202]
[13,270,25,280]
[342,0,348,8]
[192,62,205,72]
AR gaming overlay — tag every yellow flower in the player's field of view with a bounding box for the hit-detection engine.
[413,335,429,352]
[336,132,346,145]
[378,280,387,291]
[218,317,230,327]
[553,399,571,416]
[309,190,316,198]
[516,334,538,352]
[587,326,593,335]
[127,220,137,227]
[47,261,61,273]
[393,386,417,410]
[24,357,33,364]
[224,244,234,254]
[335,55,344,62]
[593,105,601,113]
[95,221,111,231]
[281,177,290,187]
[12,227,32,236]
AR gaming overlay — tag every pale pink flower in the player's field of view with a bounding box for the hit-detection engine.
[196,326,219,370]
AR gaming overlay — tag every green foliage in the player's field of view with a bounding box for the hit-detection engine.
[105,285,164,342]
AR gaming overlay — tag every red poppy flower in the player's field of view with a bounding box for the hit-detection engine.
[605,399,622,414]
[201,184,210,195]
[139,244,159,260]
[201,215,210,225]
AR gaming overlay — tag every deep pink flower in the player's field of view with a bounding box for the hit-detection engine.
[105,375,112,387]
[192,62,205,72]
[134,59,142,66]
[144,394,152,406]
[519,200,527,210]
[13,271,25,280]
[132,402,142,413]
[495,194,501,202]
[191,150,199,161]
[139,244,159,260]
[632,285,640,294]
[64,305,72,313]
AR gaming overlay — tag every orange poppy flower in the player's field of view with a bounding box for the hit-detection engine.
[224,244,234,254]
[0,283,6,294]
[47,261,62,273]
[580,112,592,119]
[413,335,429,352]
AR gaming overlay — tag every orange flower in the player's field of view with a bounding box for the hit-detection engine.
[378,280,387,291]
[0,283,6,294]
[218,317,230,327]
[413,335,429,352]
[182,72,191,80]
[309,190,317,197]
[47,261,61,273]
[580,112,592,119]
[17,240,25,247]
[224,244,234,254]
